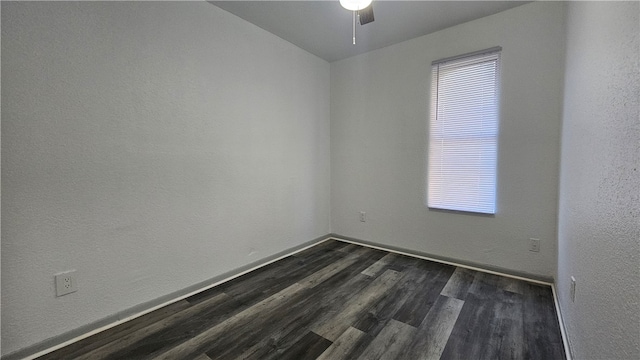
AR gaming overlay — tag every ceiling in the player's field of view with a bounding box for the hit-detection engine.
[209,1,530,62]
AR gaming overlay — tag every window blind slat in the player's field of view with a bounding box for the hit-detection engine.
[427,49,500,214]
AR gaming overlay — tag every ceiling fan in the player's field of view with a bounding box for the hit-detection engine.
[339,0,375,44]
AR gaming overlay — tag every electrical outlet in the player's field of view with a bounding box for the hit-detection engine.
[570,276,576,302]
[529,238,540,252]
[55,271,78,297]
[359,211,366,222]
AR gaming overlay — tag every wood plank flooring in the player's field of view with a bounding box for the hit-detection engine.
[38,240,566,360]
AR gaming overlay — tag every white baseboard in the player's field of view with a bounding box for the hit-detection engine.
[330,234,573,360]
[6,235,332,360]
[551,284,573,360]
[10,234,573,360]
[330,235,553,285]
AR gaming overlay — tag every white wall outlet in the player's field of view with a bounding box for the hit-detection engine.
[570,276,576,302]
[55,270,78,297]
[529,238,540,252]
[359,211,366,222]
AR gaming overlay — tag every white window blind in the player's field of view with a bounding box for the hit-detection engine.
[428,48,501,214]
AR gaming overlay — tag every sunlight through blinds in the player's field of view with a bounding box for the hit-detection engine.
[428,48,501,214]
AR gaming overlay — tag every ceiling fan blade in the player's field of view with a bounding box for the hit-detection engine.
[359,5,374,25]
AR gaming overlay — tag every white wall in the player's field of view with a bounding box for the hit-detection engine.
[557,2,639,359]
[1,2,330,355]
[331,2,565,278]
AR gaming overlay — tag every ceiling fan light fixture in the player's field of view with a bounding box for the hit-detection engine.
[339,0,372,11]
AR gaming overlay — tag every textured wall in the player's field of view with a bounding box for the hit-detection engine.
[557,2,640,359]
[1,2,330,355]
[331,2,565,278]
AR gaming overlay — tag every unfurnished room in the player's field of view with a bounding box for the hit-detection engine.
[1,1,638,359]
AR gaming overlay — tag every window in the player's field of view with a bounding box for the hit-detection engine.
[427,47,501,214]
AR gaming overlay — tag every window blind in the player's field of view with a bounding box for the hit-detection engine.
[428,48,501,214]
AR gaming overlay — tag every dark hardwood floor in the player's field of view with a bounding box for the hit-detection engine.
[39,240,566,360]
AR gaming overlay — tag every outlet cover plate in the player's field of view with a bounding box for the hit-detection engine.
[529,238,540,252]
[55,271,78,297]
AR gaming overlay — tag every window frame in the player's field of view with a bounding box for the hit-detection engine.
[427,47,502,215]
